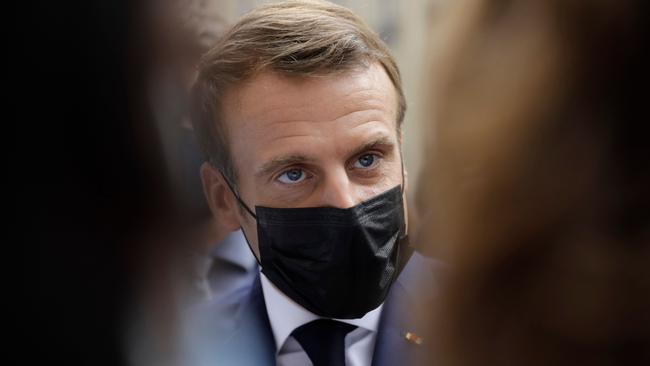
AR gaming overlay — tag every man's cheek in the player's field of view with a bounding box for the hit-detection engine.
[365,177,400,199]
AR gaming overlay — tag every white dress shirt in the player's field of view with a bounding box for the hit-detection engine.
[260,273,383,366]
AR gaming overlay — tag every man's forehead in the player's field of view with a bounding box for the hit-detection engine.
[221,63,398,131]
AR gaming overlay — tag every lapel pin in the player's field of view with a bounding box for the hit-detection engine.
[404,331,423,345]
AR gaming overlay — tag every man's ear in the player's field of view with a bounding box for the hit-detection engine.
[403,170,409,236]
[200,162,241,232]
[403,168,409,190]
[399,129,409,234]
[398,129,407,187]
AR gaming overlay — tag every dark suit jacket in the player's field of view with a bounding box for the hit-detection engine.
[182,252,441,366]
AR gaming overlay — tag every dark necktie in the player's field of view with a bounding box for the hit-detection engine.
[291,319,357,366]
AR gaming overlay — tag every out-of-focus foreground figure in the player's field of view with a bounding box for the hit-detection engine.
[419,0,649,364]
[22,1,229,365]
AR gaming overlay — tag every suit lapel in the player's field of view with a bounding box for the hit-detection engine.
[216,273,277,366]
[371,253,438,366]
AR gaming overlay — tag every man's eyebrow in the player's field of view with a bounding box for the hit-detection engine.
[347,136,396,158]
[255,136,396,178]
[255,155,314,178]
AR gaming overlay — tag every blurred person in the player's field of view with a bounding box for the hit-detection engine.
[20,0,195,365]
[127,1,258,364]
[185,1,442,365]
[147,0,257,306]
[417,0,649,364]
[180,3,260,308]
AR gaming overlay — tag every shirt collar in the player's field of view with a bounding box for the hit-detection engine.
[260,272,383,352]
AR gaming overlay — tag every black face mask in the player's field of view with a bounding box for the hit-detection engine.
[224,179,413,319]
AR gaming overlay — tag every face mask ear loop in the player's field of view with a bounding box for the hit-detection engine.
[391,149,414,276]
[218,171,257,220]
[218,170,263,265]
[398,150,409,241]
[399,151,406,195]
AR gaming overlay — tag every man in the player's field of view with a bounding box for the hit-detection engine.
[186,1,440,365]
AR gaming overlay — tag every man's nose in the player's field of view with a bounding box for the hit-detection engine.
[320,170,357,209]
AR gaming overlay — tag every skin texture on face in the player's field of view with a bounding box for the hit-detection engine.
[201,63,403,258]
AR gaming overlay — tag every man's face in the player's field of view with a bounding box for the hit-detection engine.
[219,63,403,256]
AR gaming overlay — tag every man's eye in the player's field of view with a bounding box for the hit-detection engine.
[277,168,306,184]
[354,154,378,169]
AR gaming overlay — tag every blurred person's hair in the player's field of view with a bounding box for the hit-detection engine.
[148,0,232,304]
[191,0,405,188]
[419,0,649,364]
[147,0,230,230]
[180,0,229,52]
[165,0,229,69]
